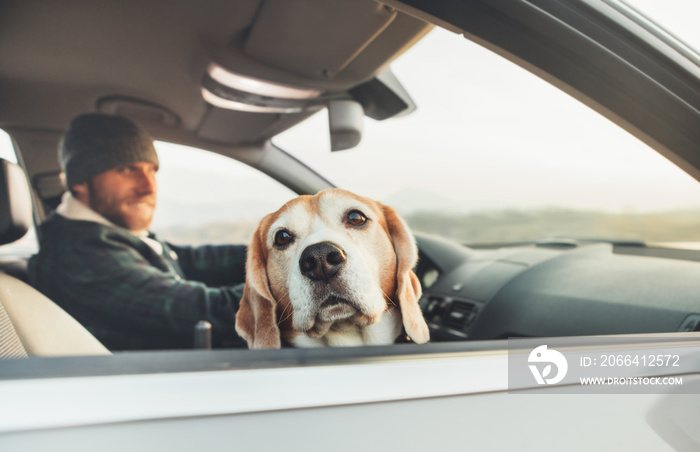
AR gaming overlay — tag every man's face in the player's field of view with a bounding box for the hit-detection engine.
[76,162,158,231]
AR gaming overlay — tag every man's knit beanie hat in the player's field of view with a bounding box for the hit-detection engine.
[60,113,159,187]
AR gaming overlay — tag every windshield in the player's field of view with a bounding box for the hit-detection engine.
[274,26,700,245]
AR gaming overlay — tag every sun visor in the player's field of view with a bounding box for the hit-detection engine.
[243,0,396,79]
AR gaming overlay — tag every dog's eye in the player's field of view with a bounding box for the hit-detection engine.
[346,210,368,226]
[274,229,294,248]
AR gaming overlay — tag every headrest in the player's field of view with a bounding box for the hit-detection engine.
[0,159,33,245]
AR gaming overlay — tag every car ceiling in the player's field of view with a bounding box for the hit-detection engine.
[0,0,431,148]
[5,0,700,194]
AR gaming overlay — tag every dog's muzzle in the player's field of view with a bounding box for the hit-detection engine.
[299,241,347,282]
[296,241,372,336]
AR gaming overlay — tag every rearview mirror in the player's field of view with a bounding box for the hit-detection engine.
[328,99,364,151]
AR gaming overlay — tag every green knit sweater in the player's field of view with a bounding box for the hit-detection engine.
[28,214,247,351]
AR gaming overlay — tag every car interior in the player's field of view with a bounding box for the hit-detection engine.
[4,3,700,450]
[0,158,109,357]
[3,0,700,359]
[0,0,436,356]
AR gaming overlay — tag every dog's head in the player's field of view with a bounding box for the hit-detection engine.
[235,188,430,348]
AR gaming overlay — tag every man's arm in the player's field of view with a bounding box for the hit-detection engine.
[31,230,245,349]
[167,243,247,287]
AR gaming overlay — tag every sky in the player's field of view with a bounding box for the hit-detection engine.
[3,0,700,225]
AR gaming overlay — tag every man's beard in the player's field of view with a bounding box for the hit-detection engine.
[88,181,156,231]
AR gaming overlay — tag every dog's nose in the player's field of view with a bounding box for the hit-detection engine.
[299,242,347,282]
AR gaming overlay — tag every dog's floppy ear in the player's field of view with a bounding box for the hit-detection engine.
[381,204,430,344]
[235,220,281,349]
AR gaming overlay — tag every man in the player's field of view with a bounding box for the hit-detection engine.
[28,113,247,350]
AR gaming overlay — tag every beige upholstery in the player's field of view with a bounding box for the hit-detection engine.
[0,157,110,358]
[0,272,110,357]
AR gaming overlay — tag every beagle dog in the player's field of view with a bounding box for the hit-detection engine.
[235,188,430,348]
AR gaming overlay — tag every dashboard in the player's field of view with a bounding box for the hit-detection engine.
[414,233,700,341]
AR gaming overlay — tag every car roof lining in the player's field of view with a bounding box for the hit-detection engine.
[0,0,431,153]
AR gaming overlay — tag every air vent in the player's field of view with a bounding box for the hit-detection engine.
[443,301,478,333]
[422,296,447,327]
[421,295,479,338]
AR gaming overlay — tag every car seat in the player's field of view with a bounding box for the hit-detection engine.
[0,158,109,358]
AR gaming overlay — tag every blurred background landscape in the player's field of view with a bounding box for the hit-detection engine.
[155,204,700,247]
